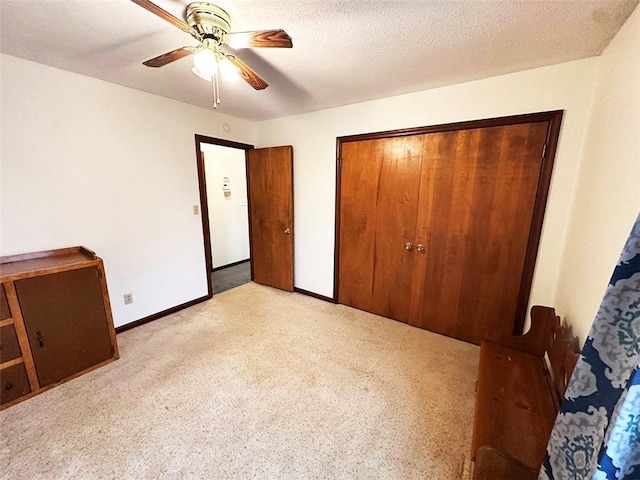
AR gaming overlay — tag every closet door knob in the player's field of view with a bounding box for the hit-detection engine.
[405,242,413,251]
[284,228,291,234]
[417,244,425,252]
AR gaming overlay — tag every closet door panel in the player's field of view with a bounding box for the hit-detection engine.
[464,122,548,342]
[415,122,549,343]
[339,136,424,322]
[411,129,477,334]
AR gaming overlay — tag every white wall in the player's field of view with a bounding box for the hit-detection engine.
[202,144,250,268]
[0,54,256,328]
[256,59,599,305]
[554,6,640,343]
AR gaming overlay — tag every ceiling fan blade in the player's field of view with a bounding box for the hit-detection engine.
[143,46,196,67]
[226,55,268,90]
[131,0,199,39]
[226,29,292,48]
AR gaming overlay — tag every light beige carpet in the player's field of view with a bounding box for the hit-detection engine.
[0,283,479,479]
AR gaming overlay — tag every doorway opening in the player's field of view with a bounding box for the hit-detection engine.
[195,135,254,297]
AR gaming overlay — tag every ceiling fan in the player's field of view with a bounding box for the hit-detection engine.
[132,0,292,106]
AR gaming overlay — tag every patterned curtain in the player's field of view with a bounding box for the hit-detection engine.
[541,213,640,479]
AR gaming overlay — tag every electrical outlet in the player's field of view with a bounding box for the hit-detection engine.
[192,205,200,215]
[124,293,133,305]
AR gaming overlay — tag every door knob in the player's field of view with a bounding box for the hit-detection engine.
[405,242,413,251]
[417,244,425,252]
[284,228,291,234]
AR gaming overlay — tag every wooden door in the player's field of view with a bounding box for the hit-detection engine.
[411,122,549,344]
[16,267,114,386]
[247,146,294,291]
[337,115,558,344]
[338,136,424,322]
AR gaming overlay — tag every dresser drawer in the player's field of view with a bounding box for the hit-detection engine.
[1,363,31,405]
[0,325,22,363]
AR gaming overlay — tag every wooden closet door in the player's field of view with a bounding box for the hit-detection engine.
[338,135,424,322]
[411,122,549,343]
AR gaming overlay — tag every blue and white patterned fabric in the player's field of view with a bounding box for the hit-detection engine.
[541,213,640,480]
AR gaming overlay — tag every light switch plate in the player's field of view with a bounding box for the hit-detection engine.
[192,205,200,215]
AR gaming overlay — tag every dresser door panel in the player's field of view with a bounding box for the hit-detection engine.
[16,267,113,386]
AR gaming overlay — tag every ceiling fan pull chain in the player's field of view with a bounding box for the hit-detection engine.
[215,70,221,105]
[212,73,218,109]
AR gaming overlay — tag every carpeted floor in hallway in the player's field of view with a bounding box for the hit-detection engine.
[212,260,251,294]
[0,283,479,479]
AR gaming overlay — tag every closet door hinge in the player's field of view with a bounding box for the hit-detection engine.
[541,143,548,159]
[337,157,343,168]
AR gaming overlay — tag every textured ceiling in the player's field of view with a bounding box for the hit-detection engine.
[1,0,638,121]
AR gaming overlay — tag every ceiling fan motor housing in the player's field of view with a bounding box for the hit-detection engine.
[186,2,231,40]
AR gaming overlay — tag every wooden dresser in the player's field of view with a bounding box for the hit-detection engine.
[0,247,119,409]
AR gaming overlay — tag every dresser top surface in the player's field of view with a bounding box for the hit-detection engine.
[0,247,100,281]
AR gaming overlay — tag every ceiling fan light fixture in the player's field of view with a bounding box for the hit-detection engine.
[219,56,239,82]
[191,66,212,82]
[193,48,218,77]
[192,48,222,108]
